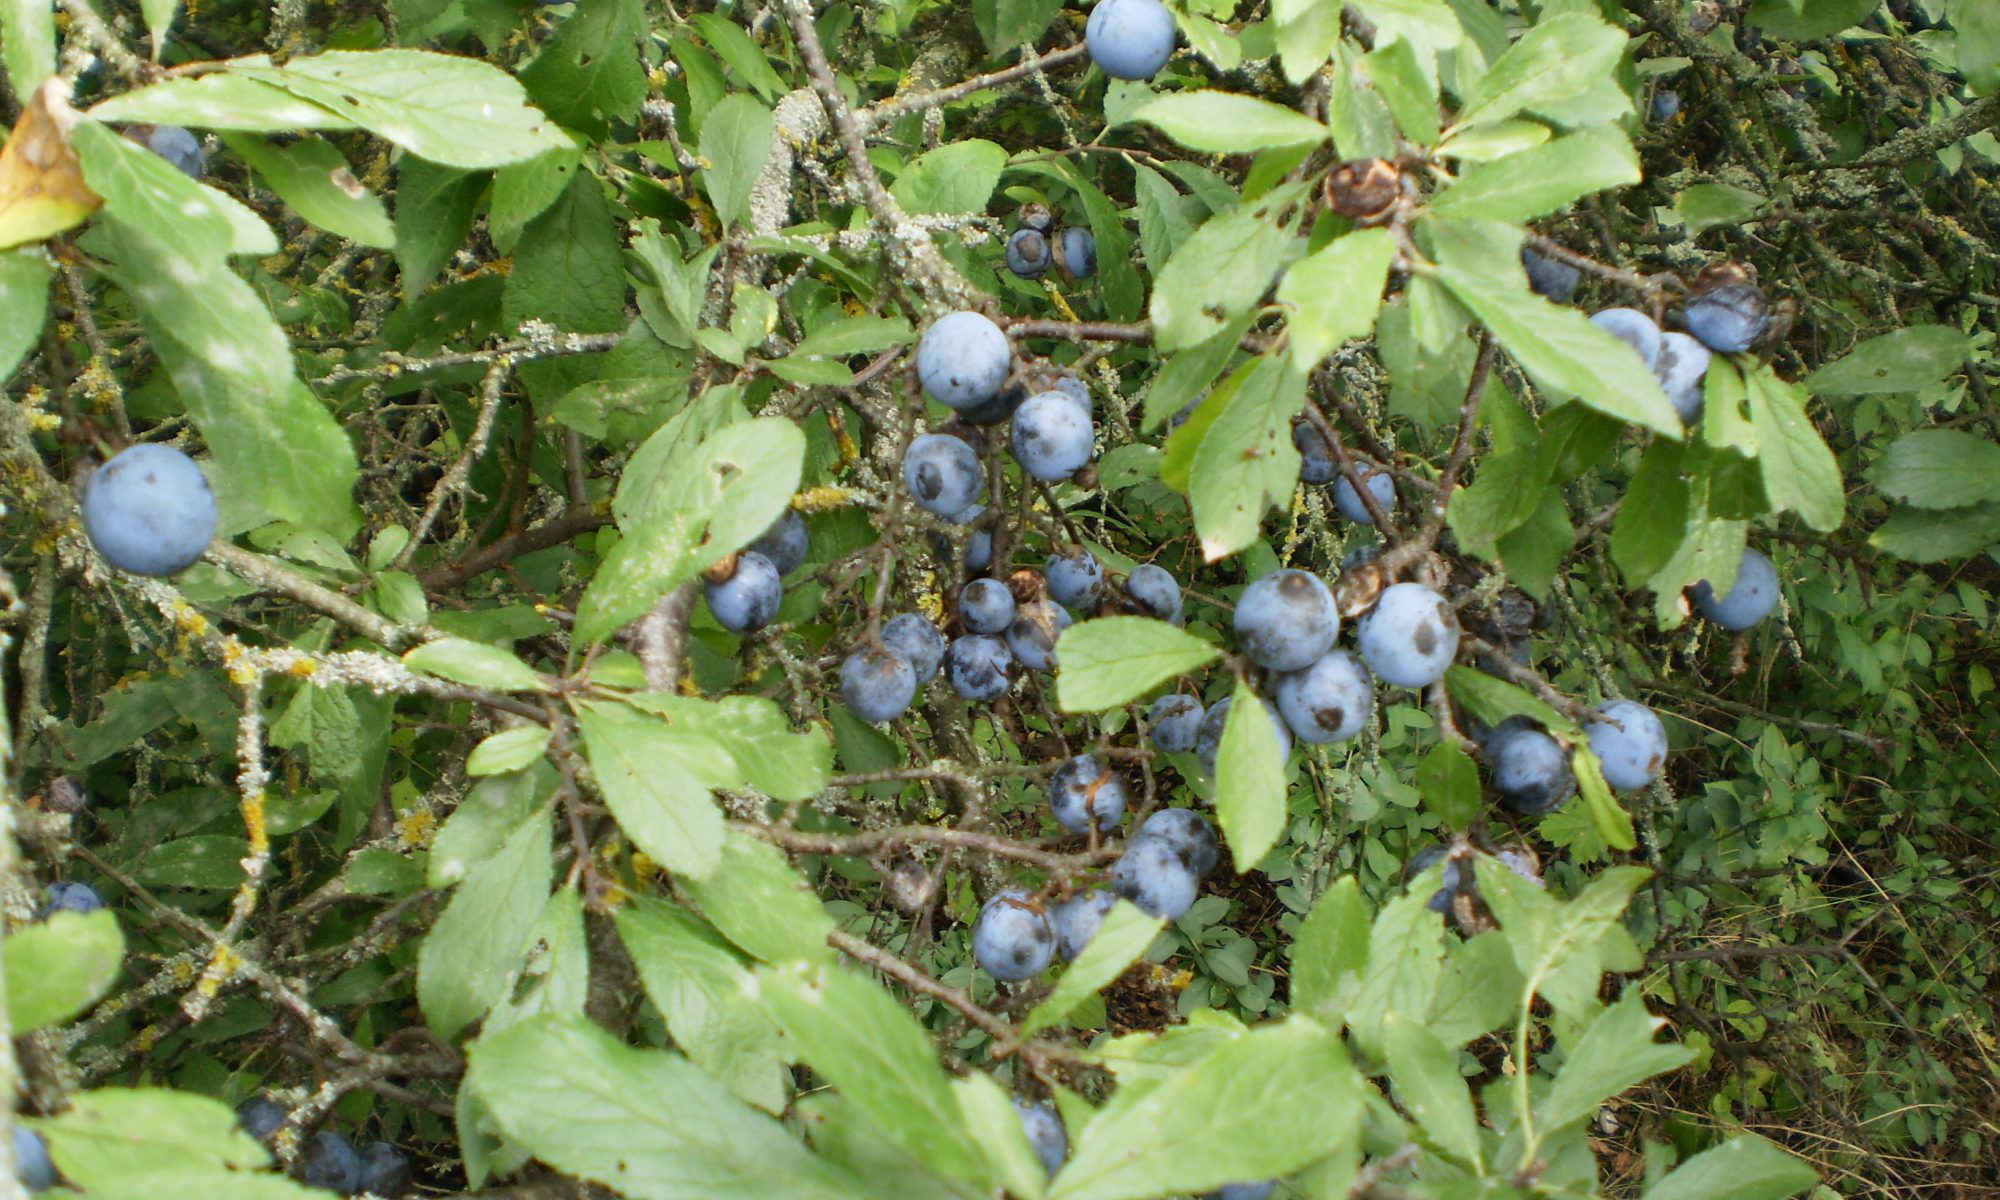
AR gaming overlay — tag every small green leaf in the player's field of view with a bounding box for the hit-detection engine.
[1130,91,1330,153]
[790,314,912,359]
[1149,183,1306,352]
[1429,127,1639,223]
[690,13,790,103]
[467,725,553,776]
[1611,440,1692,584]
[1444,666,1578,738]
[891,139,1007,215]
[1866,428,2000,510]
[699,93,775,227]
[1276,228,1395,368]
[1804,325,1975,396]
[1539,991,1694,1137]
[403,639,549,692]
[1746,367,1845,532]
[575,701,730,881]
[1189,352,1307,562]
[418,809,552,1040]
[1382,1012,1481,1168]
[1958,0,2000,93]
[1055,618,1221,712]
[220,133,394,247]
[518,0,647,138]
[1213,680,1289,874]
[4,910,124,1031]
[1870,501,2000,562]
[1672,182,1769,234]
[1745,0,1881,40]
[1455,12,1627,130]
[1414,741,1479,832]
[973,0,1064,58]
[1361,37,1440,145]
[0,245,50,384]
[1023,902,1163,1036]
[1571,743,1637,851]
[1640,1135,1818,1200]
[2,0,57,99]
[1347,887,1446,1061]
[1289,876,1370,1021]
[678,827,836,965]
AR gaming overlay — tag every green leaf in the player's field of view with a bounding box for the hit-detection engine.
[699,93,775,227]
[403,639,549,692]
[1866,428,2000,509]
[88,74,353,129]
[1446,445,1550,553]
[235,50,566,169]
[0,245,49,384]
[1362,37,1440,145]
[1958,0,2000,93]
[73,120,274,257]
[429,764,554,886]
[1141,312,1255,430]
[1478,860,1650,1018]
[791,314,912,359]
[1347,888,1445,1061]
[467,725,554,776]
[1443,666,1578,737]
[1382,1012,1481,1168]
[2,0,56,99]
[218,133,394,247]
[1870,500,2000,561]
[1455,12,1628,129]
[1495,489,1574,598]
[1804,325,1975,396]
[79,211,362,540]
[575,700,731,881]
[1429,128,1639,222]
[519,0,646,137]
[491,143,581,254]
[1055,618,1221,712]
[1572,743,1637,851]
[578,416,804,644]
[1425,928,1524,1046]
[1023,902,1163,1036]
[1272,0,1340,84]
[1640,1135,1818,1200]
[1672,182,1769,234]
[1189,352,1306,561]
[503,169,624,401]
[1414,740,1479,832]
[1432,219,1682,438]
[1276,227,1395,367]
[1539,990,1694,1136]
[469,1013,869,1200]
[4,910,124,1031]
[1289,875,1370,1021]
[616,898,791,1114]
[1213,679,1290,874]
[627,691,832,803]
[678,826,836,965]
[138,0,176,57]
[1746,367,1845,531]
[760,960,994,1189]
[972,0,1063,57]
[891,138,1007,215]
[393,158,485,299]
[1052,1018,1360,1200]
[690,13,790,103]
[1130,91,1330,153]
[1439,118,1552,162]
[1611,440,1692,584]
[39,1089,318,1197]
[417,808,551,1040]
[1149,183,1306,352]
[1745,0,1880,40]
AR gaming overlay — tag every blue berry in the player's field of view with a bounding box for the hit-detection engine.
[1655,331,1712,427]
[1050,371,1091,412]
[1294,421,1335,484]
[948,634,1014,701]
[1486,719,1576,815]
[1148,694,1204,753]
[302,1130,364,1195]
[973,890,1055,981]
[958,380,1030,427]
[1682,284,1770,354]
[1011,391,1094,482]
[237,1096,287,1142]
[1234,568,1338,672]
[13,1127,54,1192]
[748,508,809,576]
[842,646,917,722]
[1333,461,1395,526]
[1014,1100,1068,1178]
[45,881,103,915]
[1521,246,1581,303]
[1692,547,1779,630]
[1194,695,1292,776]
[1356,583,1459,688]
[881,613,947,684]
[1590,307,1662,371]
[1086,0,1177,81]
[1651,89,1682,122]
[359,1140,414,1198]
[904,433,985,517]
[1124,564,1182,624]
[1007,228,1053,278]
[917,312,1013,410]
[704,551,782,633]
[81,444,218,576]
[1048,754,1127,835]
[1405,844,1463,913]
[1007,599,1072,671]
[1203,1185,1277,1200]
[1052,888,1119,960]
[960,578,1017,635]
[1494,845,1544,885]
[1046,548,1105,610]
[1273,649,1372,744]
[140,124,204,177]
[939,505,994,575]
[1133,807,1219,879]
[1110,836,1199,919]
[1584,700,1667,791]
[1056,227,1097,280]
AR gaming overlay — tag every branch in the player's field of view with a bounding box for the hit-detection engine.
[854,44,1090,135]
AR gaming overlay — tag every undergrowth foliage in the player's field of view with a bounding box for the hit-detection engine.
[0,0,1996,1197]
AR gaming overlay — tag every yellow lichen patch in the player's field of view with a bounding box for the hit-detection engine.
[240,791,268,856]
[196,943,244,996]
[795,484,865,513]
[136,1023,163,1052]
[396,808,438,851]
[288,657,318,678]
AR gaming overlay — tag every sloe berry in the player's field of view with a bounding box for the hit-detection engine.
[1047,753,1127,835]
[1294,421,1334,484]
[973,890,1056,981]
[13,1127,53,1192]
[1234,568,1338,672]
[841,646,917,722]
[1334,461,1395,526]
[1655,331,1712,427]
[1046,548,1105,610]
[1007,228,1053,278]
[1147,694,1204,753]
[1124,563,1182,624]
[302,1130,364,1195]
[1584,699,1667,791]
[917,312,1013,410]
[1521,246,1580,303]
[903,433,985,517]
[1273,649,1372,744]
[1194,695,1292,777]
[1693,546,1779,630]
[1486,718,1576,815]
[81,444,218,576]
[359,1141,414,1199]
[1052,888,1119,960]
[881,613,947,684]
[1086,0,1177,81]
[1356,583,1459,688]
[704,551,782,633]
[960,577,1018,635]
[748,508,809,576]
[948,634,1014,701]
[1007,599,1072,671]
[1682,284,1769,354]
[1014,1100,1068,1178]
[1133,807,1220,879]
[1110,836,1199,920]
[1590,307,1662,371]
[45,882,103,915]
[1056,227,1097,280]
[1011,391,1094,482]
